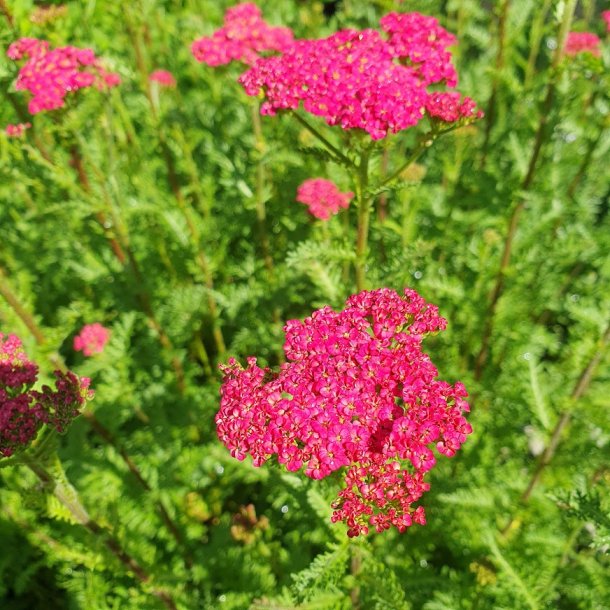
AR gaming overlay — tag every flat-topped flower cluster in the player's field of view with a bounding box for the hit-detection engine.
[7,37,120,114]
[238,11,481,139]
[0,333,93,457]
[191,2,293,66]
[217,288,472,536]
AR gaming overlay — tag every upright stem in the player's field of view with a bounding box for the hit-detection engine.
[354,148,372,292]
[22,454,177,610]
[474,0,577,381]
[0,0,14,28]
[523,0,553,90]
[349,544,363,610]
[501,322,610,535]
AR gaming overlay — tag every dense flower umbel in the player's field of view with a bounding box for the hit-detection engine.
[73,323,110,357]
[5,122,31,138]
[239,12,480,140]
[149,69,176,87]
[0,333,93,457]
[296,178,353,220]
[217,288,472,536]
[191,2,294,67]
[565,32,602,57]
[7,38,120,115]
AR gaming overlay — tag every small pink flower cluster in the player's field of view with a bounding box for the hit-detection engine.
[565,32,602,57]
[217,288,472,536]
[149,69,176,87]
[239,12,480,139]
[5,122,31,138]
[296,178,353,220]
[191,2,294,67]
[1,333,93,457]
[73,323,111,357]
[603,11,610,33]
[7,37,120,115]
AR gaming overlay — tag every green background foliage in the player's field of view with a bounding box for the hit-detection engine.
[1,0,609,608]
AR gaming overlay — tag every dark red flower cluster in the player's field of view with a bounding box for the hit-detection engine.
[191,2,294,67]
[239,12,480,139]
[0,333,93,457]
[7,37,120,115]
[217,288,472,536]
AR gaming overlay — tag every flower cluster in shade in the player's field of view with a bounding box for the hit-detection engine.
[565,32,602,57]
[1,333,93,457]
[73,323,111,357]
[149,69,176,87]
[217,288,472,537]
[5,123,31,138]
[239,12,481,140]
[191,2,294,67]
[603,11,610,33]
[296,178,353,220]
[7,38,120,115]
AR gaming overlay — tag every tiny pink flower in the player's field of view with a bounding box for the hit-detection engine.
[73,323,111,357]
[565,32,602,57]
[149,69,176,87]
[5,122,31,138]
[296,178,353,220]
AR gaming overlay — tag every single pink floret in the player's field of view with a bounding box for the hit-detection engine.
[296,178,353,220]
[565,32,602,57]
[5,122,31,138]
[216,288,472,537]
[73,323,111,357]
[7,37,120,115]
[191,2,294,67]
[149,69,176,87]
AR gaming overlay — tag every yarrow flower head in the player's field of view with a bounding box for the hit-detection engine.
[7,37,120,115]
[191,2,294,67]
[603,11,610,33]
[5,122,31,138]
[565,32,602,57]
[149,69,176,87]
[1,333,93,457]
[73,323,111,357]
[217,288,472,537]
[296,178,353,220]
[239,12,481,140]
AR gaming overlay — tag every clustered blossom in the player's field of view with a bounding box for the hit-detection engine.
[73,323,111,357]
[1,333,93,457]
[7,38,120,115]
[217,288,472,536]
[296,178,353,220]
[603,11,610,33]
[565,32,602,57]
[149,69,176,87]
[239,12,480,140]
[191,2,294,67]
[5,123,31,138]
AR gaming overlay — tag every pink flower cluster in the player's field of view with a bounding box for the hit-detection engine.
[191,2,294,67]
[5,122,31,138]
[217,288,472,536]
[296,178,353,220]
[73,323,110,357]
[149,69,176,87]
[565,32,602,57]
[7,38,120,115]
[1,333,93,457]
[603,11,610,33]
[239,12,480,140]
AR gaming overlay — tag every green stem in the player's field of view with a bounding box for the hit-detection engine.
[354,148,372,292]
[523,0,553,90]
[290,111,354,167]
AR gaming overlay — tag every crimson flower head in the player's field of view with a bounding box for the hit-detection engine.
[1,333,93,457]
[296,178,353,220]
[240,12,480,140]
[216,288,472,537]
[73,323,111,357]
[149,69,176,87]
[5,123,31,138]
[565,32,602,57]
[7,37,120,115]
[191,2,294,67]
